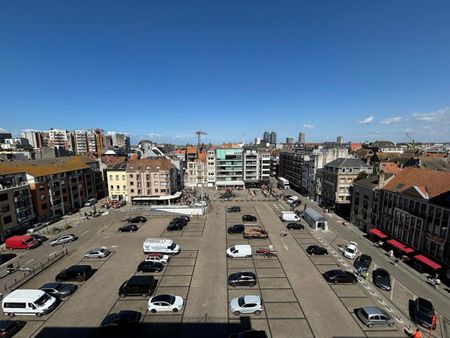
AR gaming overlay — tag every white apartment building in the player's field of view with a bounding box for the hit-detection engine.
[207,149,216,187]
[243,146,270,185]
[73,130,88,154]
[48,129,69,150]
[185,161,208,188]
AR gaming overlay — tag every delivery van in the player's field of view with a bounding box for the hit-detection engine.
[5,235,40,250]
[2,289,58,317]
[226,245,252,258]
[280,211,300,222]
[143,238,180,254]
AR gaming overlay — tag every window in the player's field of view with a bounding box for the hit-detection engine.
[154,181,158,186]
[42,203,47,210]
[122,175,125,180]
[4,302,26,309]
[130,181,134,186]
[155,189,159,193]
[130,189,134,193]
[40,194,46,201]
[136,175,140,180]
[110,185,114,191]
[137,190,141,194]
[129,174,133,178]
[116,185,120,190]
[123,185,126,191]
[115,175,119,180]
[1,204,10,213]
[109,175,113,180]
[0,193,7,202]
[3,215,12,224]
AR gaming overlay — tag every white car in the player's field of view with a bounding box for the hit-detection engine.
[343,241,358,259]
[50,234,78,246]
[84,247,111,259]
[229,295,263,316]
[145,253,170,265]
[148,294,183,313]
[27,222,50,234]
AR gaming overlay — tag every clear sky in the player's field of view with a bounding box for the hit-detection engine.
[1,0,449,144]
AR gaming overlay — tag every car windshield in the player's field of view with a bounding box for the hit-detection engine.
[168,243,176,250]
[25,238,35,244]
[35,293,51,306]
[360,309,369,319]
[238,297,245,307]
[346,248,355,254]
[153,295,175,304]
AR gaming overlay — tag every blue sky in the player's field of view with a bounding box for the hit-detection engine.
[1,0,449,144]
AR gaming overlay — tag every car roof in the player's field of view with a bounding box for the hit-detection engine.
[41,282,61,289]
[0,320,16,330]
[232,245,251,250]
[417,297,433,309]
[116,310,140,319]
[361,307,387,316]
[243,295,260,303]
[66,265,91,272]
[128,275,155,284]
[151,294,174,302]
[4,289,46,300]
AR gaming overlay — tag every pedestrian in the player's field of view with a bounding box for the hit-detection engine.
[410,328,421,338]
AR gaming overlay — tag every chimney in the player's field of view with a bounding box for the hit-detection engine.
[378,172,385,189]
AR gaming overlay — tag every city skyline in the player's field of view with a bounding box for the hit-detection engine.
[1,1,450,144]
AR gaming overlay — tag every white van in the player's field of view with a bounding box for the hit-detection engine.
[280,211,300,222]
[143,238,180,254]
[2,289,58,317]
[226,245,252,258]
[287,196,299,204]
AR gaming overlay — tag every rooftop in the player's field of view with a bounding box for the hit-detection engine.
[325,158,372,169]
[127,158,174,171]
[0,156,90,176]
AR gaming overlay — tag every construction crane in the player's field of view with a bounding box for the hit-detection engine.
[195,131,207,158]
[406,132,417,152]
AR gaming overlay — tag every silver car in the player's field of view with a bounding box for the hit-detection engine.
[356,307,394,328]
[84,247,111,259]
[50,234,78,246]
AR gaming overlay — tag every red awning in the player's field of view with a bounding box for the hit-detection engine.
[386,239,415,254]
[368,228,388,239]
[414,255,442,270]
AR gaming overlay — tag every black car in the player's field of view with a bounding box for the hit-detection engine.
[119,224,139,232]
[170,217,188,225]
[101,310,142,328]
[286,223,304,230]
[323,270,357,284]
[30,234,48,243]
[40,282,78,298]
[354,254,372,272]
[137,261,164,273]
[411,297,436,330]
[56,265,93,282]
[228,224,245,234]
[228,272,257,287]
[177,215,190,223]
[227,206,241,213]
[0,253,16,265]
[372,268,391,291]
[167,223,184,231]
[306,245,328,256]
[242,215,257,222]
[119,276,157,297]
[229,330,268,338]
[0,320,26,337]
[127,216,147,224]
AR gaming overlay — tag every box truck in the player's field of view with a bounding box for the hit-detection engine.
[5,236,40,250]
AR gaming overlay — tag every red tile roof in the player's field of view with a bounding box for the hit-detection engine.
[127,158,174,171]
[380,162,402,174]
[383,167,450,198]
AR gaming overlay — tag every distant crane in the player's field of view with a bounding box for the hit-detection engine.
[406,132,417,152]
[195,131,207,158]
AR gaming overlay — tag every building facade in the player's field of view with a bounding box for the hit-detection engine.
[72,130,88,154]
[242,146,270,187]
[207,149,216,187]
[106,162,128,201]
[48,129,69,150]
[215,148,244,189]
[269,131,277,145]
[21,130,44,149]
[321,158,372,213]
[0,172,34,240]
[298,132,305,144]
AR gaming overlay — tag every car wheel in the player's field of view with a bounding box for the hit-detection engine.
[233,311,240,316]
[56,279,62,283]
[119,293,125,298]
[251,283,256,287]
[311,253,315,256]
[352,279,357,284]
[142,293,148,297]
[388,322,394,327]
[254,310,261,315]
[231,283,236,287]
[368,323,373,328]
[7,313,14,317]
[173,308,178,313]
[36,312,43,317]
[150,309,156,313]
[333,280,338,285]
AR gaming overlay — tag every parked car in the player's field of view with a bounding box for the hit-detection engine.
[229,330,268,338]
[242,215,257,222]
[372,268,391,291]
[56,265,93,282]
[323,270,357,284]
[84,247,111,259]
[30,234,48,243]
[5,235,40,250]
[228,272,257,287]
[137,261,164,273]
[26,222,49,234]
[354,254,372,272]
[175,216,190,223]
[286,223,304,230]
[40,282,78,298]
[119,276,157,298]
[230,295,263,315]
[145,253,170,265]
[84,198,97,207]
[127,216,147,224]
[0,320,26,337]
[343,241,358,259]
[306,245,328,256]
[227,206,241,213]
[167,223,184,231]
[148,294,184,313]
[50,234,78,246]
[101,310,142,328]
[356,306,394,328]
[411,297,436,329]
[170,217,188,225]
[228,224,245,234]
[118,224,139,232]
[226,245,252,258]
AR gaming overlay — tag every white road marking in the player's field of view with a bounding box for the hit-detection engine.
[49,251,57,257]
[24,258,34,265]
[390,278,395,301]
[80,230,89,237]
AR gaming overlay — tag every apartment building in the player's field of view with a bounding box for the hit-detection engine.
[215,148,244,189]
[302,148,351,200]
[206,149,216,187]
[0,157,98,220]
[111,133,131,150]
[106,162,128,201]
[279,150,308,190]
[48,129,70,150]
[321,158,372,214]
[21,130,44,149]
[72,130,88,154]
[0,171,34,240]
[243,146,270,187]
[126,158,179,205]
[379,168,450,267]
[186,161,207,188]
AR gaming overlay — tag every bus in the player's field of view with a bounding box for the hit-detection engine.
[277,177,290,190]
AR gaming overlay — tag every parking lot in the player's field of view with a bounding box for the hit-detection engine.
[0,201,411,337]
